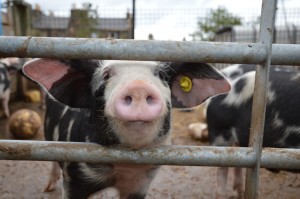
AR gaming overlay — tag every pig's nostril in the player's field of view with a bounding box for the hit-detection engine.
[125,96,132,105]
[146,95,154,104]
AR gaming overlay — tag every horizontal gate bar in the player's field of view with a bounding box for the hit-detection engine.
[0,36,266,64]
[260,148,300,170]
[0,36,299,65]
[0,140,299,170]
[0,140,255,167]
[271,44,300,65]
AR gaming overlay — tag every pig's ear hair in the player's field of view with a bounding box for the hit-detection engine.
[169,62,231,108]
[22,58,99,108]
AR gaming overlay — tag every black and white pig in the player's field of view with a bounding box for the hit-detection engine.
[187,64,256,140]
[220,64,255,80]
[23,59,231,199]
[0,57,20,118]
[220,63,292,81]
[206,66,300,199]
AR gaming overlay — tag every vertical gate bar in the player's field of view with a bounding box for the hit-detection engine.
[0,0,3,36]
[245,0,277,199]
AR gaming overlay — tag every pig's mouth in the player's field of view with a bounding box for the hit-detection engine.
[124,120,154,130]
[109,116,158,133]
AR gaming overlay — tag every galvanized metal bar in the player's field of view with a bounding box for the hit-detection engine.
[0,140,255,167]
[0,36,266,63]
[0,0,3,36]
[260,148,300,170]
[245,0,277,199]
[0,140,299,170]
[0,36,299,65]
[271,44,300,65]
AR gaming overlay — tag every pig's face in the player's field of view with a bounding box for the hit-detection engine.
[23,59,231,148]
[91,61,172,148]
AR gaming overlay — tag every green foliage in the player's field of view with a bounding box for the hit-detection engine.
[191,7,242,41]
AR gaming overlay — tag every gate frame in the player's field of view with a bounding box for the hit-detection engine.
[0,0,299,199]
[246,0,277,198]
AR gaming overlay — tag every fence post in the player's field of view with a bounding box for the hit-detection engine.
[11,0,31,36]
[0,0,3,36]
[245,0,277,198]
[131,0,135,39]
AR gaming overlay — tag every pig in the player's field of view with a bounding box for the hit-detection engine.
[0,57,20,118]
[188,64,256,141]
[220,64,255,80]
[205,66,300,199]
[23,59,231,199]
[220,64,293,80]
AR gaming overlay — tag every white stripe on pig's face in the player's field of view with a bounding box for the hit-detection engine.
[92,60,172,149]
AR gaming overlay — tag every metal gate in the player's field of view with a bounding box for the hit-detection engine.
[0,0,299,198]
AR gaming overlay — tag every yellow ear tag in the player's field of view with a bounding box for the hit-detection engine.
[180,76,192,92]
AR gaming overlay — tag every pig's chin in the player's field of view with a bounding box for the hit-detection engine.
[112,119,162,149]
[125,120,152,130]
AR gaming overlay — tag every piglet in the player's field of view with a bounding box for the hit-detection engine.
[206,66,300,199]
[23,59,231,199]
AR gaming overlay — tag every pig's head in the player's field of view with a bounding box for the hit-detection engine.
[23,59,230,148]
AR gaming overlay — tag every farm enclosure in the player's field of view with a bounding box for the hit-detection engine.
[0,0,299,198]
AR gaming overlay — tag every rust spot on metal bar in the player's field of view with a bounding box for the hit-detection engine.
[0,143,31,157]
[205,56,213,62]
[16,36,31,57]
[43,142,101,152]
[267,27,273,34]
[264,148,300,160]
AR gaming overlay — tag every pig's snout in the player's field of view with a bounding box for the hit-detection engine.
[114,80,163,122]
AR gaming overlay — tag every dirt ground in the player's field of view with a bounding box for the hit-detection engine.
[0,102,299,199]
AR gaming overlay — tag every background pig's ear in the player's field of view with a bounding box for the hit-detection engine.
[169,62,231,108]
[23,58,95,108]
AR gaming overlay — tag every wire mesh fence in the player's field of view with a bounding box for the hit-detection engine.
[2,4,300,42]
[27,7,300,42]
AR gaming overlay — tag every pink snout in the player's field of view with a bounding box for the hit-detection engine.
[114,80,163,122]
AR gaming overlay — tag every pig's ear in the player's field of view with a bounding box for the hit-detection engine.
[22,58,97,108]
[169,62,231,108]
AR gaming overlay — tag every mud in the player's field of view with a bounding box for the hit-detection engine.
[0,102,299,199]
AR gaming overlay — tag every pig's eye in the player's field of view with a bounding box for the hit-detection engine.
[102,68,111,81]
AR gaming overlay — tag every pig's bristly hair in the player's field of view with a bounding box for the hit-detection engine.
[155,62,174,85]
[157,62,172,72]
